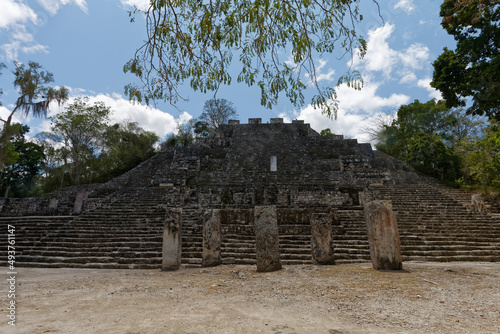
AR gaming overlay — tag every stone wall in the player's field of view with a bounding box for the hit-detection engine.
[0,184,102,216]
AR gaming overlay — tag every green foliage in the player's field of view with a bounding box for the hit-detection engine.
[431,0,500,120]
[375,99,499,189]
[457,121,500,189]
[39,100,160,192]
[406,132,461,181]
[47,97,112,185]
[1,124,45,198]
[200,98,237,129]
[0,61,68,170]
[320,128,335,136]
[193,121,213,138]
[376,100,463,183]
[11,61,69,119]
[95,122,159,180]
[163,121,195,148]
[125,0,380,118]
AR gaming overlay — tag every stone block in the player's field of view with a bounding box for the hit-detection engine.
[202,209,222,267]
[254,205,282,272]
[270,118,283,124]
[364,200,402,270]
[49,198,59,209]
[472,194,488,213]
[72,189,89,215]
[228,119,240,125]
[248,118,262,124]
[162,208,182,271]
[310,212,336,265]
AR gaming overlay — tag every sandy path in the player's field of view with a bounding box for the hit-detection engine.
[1,262,500,334]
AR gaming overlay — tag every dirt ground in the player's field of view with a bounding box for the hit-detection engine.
[1,261,500,334]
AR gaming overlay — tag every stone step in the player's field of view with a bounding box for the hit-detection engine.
[17,249,162,258]
[0,261,161,270]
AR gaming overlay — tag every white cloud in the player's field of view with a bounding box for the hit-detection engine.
[295,105,390,144]
[119,0,150,11]
[417,78,442,100]
[351,24,431,86]
[336,78,410,114]
[1,25,49,60]
[289,78,410,143]
[1,1,88,60]
[353,24,398,77]
[29,91,193,139]
[0,0,39,29]
[36,0,88,15]
[399,72,417,84]
[278,112,293,124]
[306,59,335,84]
[394,0,416,13]
[399,44,430,70]
[0,106,20,124]
[285,22,441,143]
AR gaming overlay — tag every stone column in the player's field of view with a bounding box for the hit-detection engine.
[254,205,282,272]
[202,209,222,267]
[72,188,89,215]
[162,208,182,271]
[310,212,335,265]
[364,200,402,270]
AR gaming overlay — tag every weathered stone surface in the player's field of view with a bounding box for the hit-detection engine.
[364,200,403,270]
[202,209,222,267]
[254,205,282,272]
[49,198,59,209]
[162,208,182,271]
[310,212,336,265]
[472,194,488,213]
[72,188,89,215]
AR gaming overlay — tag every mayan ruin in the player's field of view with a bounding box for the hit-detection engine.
[1,119,499,270]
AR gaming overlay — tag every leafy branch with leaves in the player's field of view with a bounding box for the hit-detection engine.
[431,0,500,120]
[125,0,380,118]
[0,61,68,169]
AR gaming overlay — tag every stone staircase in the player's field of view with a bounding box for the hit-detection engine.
[335,208,370,263]
[212,207,370,266]
[376,183,500,262]
[0,188,180,269]
[1,181,499,269]
[181,206,203,266]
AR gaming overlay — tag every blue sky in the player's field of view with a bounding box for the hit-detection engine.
[0,0,455,143]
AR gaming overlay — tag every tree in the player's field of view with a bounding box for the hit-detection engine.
[200,98,237,129]
[1,124,45,197]
[39,117,160,192]
[125,0,380,117]
[96,122,159,180]
[193,120,213,138]
[47,97,111,185]
[163,120,195,148]
[456,120,500,190]
[0,61,68,168]
[375,100,462,183]
[431,0,500,120]
[320,128,334,136]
